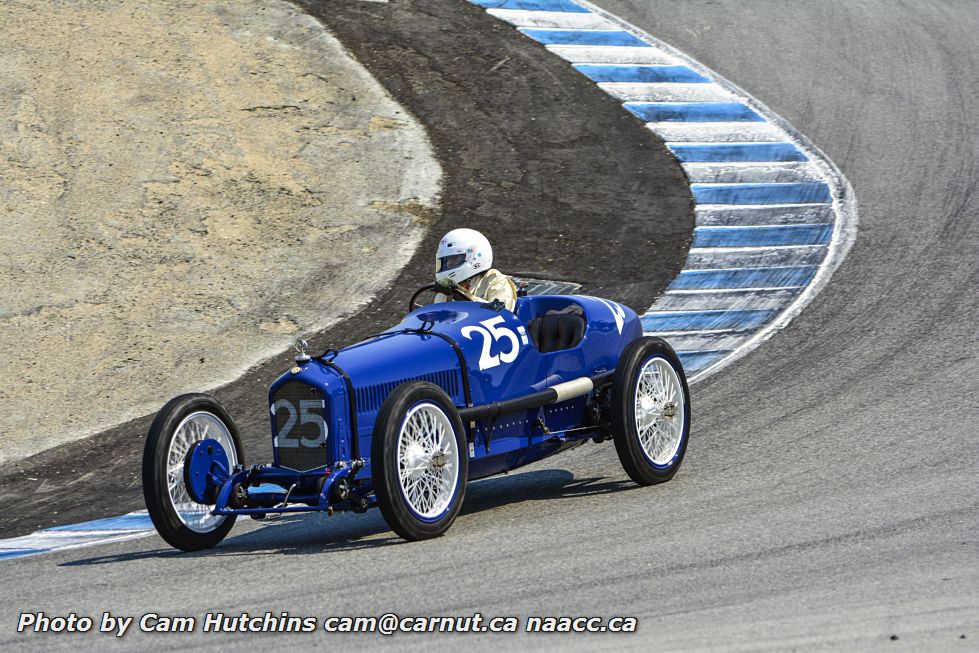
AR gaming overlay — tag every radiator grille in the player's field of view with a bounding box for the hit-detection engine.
[355,370,460,415]
[272,380,329,471]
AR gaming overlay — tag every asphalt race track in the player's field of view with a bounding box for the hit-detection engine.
[2,1,977,651]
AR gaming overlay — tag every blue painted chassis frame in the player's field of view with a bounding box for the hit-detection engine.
[205,295,642,518]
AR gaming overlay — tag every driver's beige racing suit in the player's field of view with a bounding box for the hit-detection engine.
[435,268,518,312]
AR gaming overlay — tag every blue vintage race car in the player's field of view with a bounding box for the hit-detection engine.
[142,285,691,551]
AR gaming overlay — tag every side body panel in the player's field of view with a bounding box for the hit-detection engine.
[389,296,641,476]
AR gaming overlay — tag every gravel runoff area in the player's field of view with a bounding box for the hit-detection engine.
[0,0,441,463]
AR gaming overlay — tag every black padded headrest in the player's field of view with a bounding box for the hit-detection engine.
[527,314,585,353]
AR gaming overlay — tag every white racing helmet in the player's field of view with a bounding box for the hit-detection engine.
[435,228,492,284]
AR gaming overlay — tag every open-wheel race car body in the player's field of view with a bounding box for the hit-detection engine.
[143,292,691,550]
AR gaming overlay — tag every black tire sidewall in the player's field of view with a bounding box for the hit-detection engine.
[372,382,468,541]
[611,337,691,485]
[142,393,243,551]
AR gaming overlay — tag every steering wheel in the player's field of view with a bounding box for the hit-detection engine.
[409,283,470,311]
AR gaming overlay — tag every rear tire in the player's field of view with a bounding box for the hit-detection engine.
[372,382,468,541]
[142,393,243,551]
[611,337,691,485]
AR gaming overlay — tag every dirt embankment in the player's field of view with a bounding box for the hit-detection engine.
[0,0,441,462]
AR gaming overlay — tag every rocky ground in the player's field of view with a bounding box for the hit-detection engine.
[0,0,441,462]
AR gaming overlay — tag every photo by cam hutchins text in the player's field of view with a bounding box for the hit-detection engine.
[17,612,317,636]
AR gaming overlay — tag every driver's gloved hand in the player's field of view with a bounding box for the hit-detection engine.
[433,279,458,296]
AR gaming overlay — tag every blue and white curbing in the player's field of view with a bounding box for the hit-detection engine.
[1,0,857,561]
[472,0,857,383]
[0,512,154,561]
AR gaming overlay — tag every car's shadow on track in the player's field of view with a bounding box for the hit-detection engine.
[462,468,634,514]
[60,469,634,566]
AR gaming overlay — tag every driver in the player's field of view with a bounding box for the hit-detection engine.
[433,228,517,312]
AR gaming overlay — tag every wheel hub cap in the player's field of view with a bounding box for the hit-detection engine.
[430,451,448,469]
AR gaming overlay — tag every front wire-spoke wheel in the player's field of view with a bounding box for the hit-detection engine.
[373,382,467,540]
[165,411,237,533]
[611,337,691,485]
[397,403,459,519]
[143,394,243,551]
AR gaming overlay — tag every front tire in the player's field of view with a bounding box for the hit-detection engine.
[372,382,468,541]
[611,337,691,485]
[142,393,243,551]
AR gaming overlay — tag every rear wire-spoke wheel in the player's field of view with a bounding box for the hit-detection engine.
[142,394,243,551]
[373,382,467,541]
[611,337,691,485]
